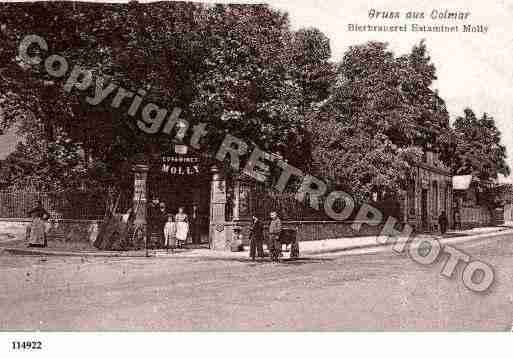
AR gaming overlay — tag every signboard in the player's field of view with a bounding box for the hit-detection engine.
[161,155,201,176]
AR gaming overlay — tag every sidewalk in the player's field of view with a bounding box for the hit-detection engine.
[297,226,510,256]
[1,225,511,259]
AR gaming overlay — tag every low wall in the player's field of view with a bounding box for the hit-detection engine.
[504,204,513,222]
[227,220,387,247]
[289,220,386,242]
[3,218,392,251]
[0,219,30,242]
[0,218,101,246]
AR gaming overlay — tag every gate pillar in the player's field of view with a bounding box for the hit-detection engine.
[132,162,149,248]
[209,165,228,250]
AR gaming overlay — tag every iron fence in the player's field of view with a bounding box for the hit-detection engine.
[0,190,132,220]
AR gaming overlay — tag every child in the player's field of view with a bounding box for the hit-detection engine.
[164,214,177,252]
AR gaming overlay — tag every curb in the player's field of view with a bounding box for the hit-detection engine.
[2,248,149,258]
[302,241,388,255]
[302,228,512,256]
[0,247,262,261]
[1,247,249,260]
[2,228,512,259]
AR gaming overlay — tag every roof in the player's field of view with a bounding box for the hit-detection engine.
[452,175,473,190]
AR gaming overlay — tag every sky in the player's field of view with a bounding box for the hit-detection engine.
[1,0,513,181]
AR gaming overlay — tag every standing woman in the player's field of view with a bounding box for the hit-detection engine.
[27,200,49,248]
[249,215,264,260]
[175,207,189,247]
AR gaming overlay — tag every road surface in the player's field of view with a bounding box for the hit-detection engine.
[1,233,513,330]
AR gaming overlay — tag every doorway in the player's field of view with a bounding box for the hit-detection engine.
[148,154,211,246]
[421,189,428,232]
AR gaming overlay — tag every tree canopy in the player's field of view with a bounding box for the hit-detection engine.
[0,2,509,199]
[0,2,331,190]
[451,108,510,181]
[309,41,452,201]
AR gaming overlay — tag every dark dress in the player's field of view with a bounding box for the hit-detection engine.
[148,204,166,248]
[249,219,264,259]
[154,209,168,248]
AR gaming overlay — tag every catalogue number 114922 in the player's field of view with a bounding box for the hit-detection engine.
[11,341,43,350]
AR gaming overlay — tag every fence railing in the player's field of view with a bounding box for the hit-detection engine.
[0,190,131,220]
[460,206,492,226]
[1,185,403,223]
[246,185,328,221]
[245,183,401,222]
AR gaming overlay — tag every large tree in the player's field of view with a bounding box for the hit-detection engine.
[451,108,510,181]
[309,41,450,201]
[0,2,330,190]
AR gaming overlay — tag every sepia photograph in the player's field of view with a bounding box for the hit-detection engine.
[0,0,512,355]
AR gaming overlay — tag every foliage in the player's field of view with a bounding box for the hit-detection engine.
[309,117,423,203]
[451,108,510,181]
[0,3,509,200]
[1,129,87,191]
[309,41,450,201]
[0,2,333,189]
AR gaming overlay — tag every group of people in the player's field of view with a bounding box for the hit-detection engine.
[22,196,465,254]
[148,199,189,250]
[248,211,283,262]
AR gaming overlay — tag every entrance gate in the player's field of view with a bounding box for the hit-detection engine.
[147,149,211,246]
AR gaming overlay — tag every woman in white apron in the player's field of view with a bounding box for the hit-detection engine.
[175,207,189,247]
[27,200,49,247]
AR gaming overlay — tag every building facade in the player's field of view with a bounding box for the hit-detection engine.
[129,144,457,251]
[452,175,502,228]
[402,151,453,232]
